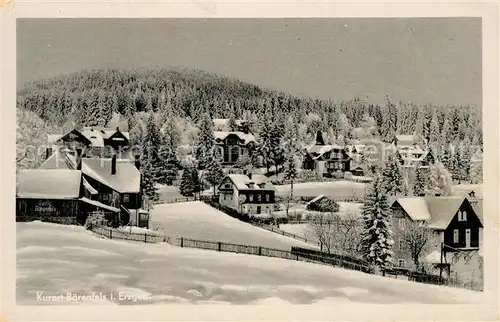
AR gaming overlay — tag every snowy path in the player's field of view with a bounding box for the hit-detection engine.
[16,222,485,305]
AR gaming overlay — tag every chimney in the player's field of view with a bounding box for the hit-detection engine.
[116,126,120,132]
[248,172,252,180]
[134,154,141,170]
[111,154,117,175]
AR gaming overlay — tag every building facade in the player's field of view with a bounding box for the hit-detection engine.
[218,173,276,215]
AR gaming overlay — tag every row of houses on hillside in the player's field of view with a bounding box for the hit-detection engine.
[303,132,436,178]
[17,121,149,228]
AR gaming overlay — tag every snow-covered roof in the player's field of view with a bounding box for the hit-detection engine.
[306,195,327,207]
[17,169,82,199]
[81,158,141,193]
[214,131,256,145]
[393,197,431,221]
[48,127,130,148]
[395,134,418,147]
[80,197,120,213]
[226,174,275,191]
[452,184,483,199]
[392,196,470,230]
[41,151,140,194]
[306,144,344,158]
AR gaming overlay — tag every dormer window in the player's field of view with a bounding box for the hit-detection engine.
[248,182,255,189]
[258,183,266,189]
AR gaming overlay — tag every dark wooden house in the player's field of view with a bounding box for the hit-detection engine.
[16,169,119,225]
[303,131,351,177]
[214,131,256,165]
[39,149,148,228]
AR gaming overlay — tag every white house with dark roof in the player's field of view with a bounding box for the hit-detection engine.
[218,173,276,215]
[390,196,483,271]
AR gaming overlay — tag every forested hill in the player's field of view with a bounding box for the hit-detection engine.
[17,67,482,147]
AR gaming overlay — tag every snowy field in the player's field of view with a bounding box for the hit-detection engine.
[16,221,485,305]
[279,224,317,242]
[275,181,366,199]
[149,201,314,250]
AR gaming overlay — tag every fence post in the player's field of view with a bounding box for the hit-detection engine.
[296,254,299,261]
[258,246,262,256]
[218,242,221,252]
[145,233,147,243]
[180,237,184,248]
[109,229,112,239]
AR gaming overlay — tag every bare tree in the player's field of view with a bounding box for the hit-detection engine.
[310,210,363,257]
[310,212,335,253]
[401,221,432,269]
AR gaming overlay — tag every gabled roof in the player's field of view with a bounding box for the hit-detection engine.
[391,196,471,230]
[213,118,247,128]
[17,169,82,199]
[48,127,130,148]
[81,158,141,193]
[224,174,275,191]
[80,197,120,213]
[305,144,345,158]
[214,131,256,145]
[41,151,140,193]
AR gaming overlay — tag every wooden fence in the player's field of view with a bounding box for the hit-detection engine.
[88,223,170,244]
[256,224,319,246]
[174,237,373,274]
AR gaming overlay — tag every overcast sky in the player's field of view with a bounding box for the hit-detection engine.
[17,18,481,107]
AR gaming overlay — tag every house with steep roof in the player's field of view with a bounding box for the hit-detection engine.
[302,131,351,177]
[45,126,131,160]
[390,196,483,271]
[218,173,276,215]
[214,131,257,165]
[16,169,120,225]
[40,149,148,227]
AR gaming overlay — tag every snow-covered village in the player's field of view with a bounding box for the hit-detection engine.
[13,18,487,306]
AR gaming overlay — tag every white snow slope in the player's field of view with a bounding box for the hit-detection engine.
[150,201,314,250]
[17,221,485,305]
[275,181,366,199]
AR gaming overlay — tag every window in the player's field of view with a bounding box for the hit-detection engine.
[398,259,406,267]
[100,193,109,201]
[458,211,467,222]
[256,194,261,202]
[453,229,459,243]
[399,239,405,250]
[398,218,405,229]
[123,194,129,203]
[265,194,270,202]
[249,194,254,202]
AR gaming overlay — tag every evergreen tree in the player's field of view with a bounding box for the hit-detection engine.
[195,112,216,169]
[158,140,180,186]
[179,168,195,196]
[428,162,453,196]
[205,151,225,196]
[429,110,440,145]
[469,152,483,184]
[228,112,238,132]
[139,114,162,203]
[283,147,299,199]
[381,153,404,196]
[360,175,394,271]
[413,166,429,196]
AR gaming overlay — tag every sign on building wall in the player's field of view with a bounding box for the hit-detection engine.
[34,200,58,214]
